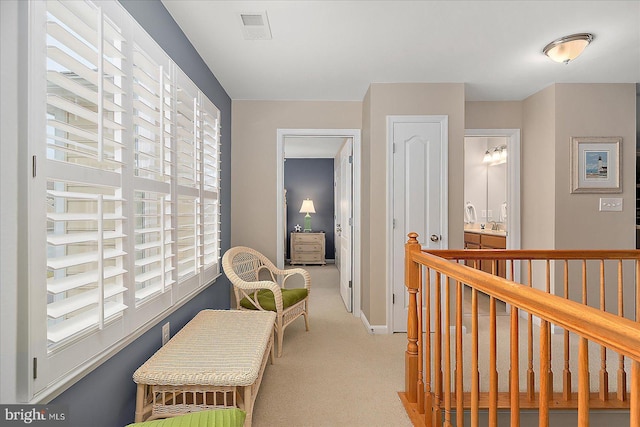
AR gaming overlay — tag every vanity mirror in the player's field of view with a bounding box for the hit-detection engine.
[464,136,508,231]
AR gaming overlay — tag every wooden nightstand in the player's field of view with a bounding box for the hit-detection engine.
[290,232,326,265]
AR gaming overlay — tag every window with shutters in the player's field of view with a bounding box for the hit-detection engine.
[27,0,222,400]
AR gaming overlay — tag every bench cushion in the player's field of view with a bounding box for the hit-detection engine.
[240,288,308,312]
[127,409,246,427]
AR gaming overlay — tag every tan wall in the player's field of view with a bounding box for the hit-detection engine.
[554,84,636,250]
[230,85,636,329]
[361,90,372,318]
[230,101,362,260]
[522,86,557,250]
[554,84,636,316]
[465,101,523,130]
[364,83,465,325]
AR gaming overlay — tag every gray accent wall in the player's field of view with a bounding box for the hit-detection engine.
[49,1,233,426]
[285,159,335,260]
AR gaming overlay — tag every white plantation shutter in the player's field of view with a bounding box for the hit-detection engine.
[46,185,128,343]
[175,75,200,284]
[177,195,199,282]
[45,0,127,347]
[134,191,174,302]
[132,42,175,304]
[176,79,198,189]
[132,45,172,184]
[200,95,221,273]
[29,0,222,399]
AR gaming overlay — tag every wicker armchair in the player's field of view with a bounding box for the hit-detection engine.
[222,246,311,357]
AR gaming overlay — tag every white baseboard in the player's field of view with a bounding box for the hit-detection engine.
[360,312,389,334]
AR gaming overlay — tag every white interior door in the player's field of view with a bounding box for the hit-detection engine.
[390,116,448,332]
[336,139,353,312]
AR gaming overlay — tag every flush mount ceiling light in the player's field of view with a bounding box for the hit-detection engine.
[543,33,594,64]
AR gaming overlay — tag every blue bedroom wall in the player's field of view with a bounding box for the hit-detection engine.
[50,1,233,426]
[284,159,335,260]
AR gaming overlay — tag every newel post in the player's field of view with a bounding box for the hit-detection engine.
[405,232,421,403]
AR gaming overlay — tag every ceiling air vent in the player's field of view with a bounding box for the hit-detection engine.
[239,11,272,40]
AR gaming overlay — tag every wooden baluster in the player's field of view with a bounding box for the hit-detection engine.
[632,259,640,427]
[405,233,420,403]
[425,267,432,427]
[539,319,550,427]
[526,260,535,401]
[545,260,553,399]
[488,260,498,426]
[581,259,587,305]
[443,277,452,427]
[471,288,479,427]
[489,293,498,427]
[577,337,590,426]
[455,279,464,427]
[433,272,443,426]
[562,260,572,401]
[509,304,520,427]
[631,361,640,427]
[417,265,425,414]
[577,260,590,426]
[599,259,609,401]
[617,259,627,402]
[507,256,521,426]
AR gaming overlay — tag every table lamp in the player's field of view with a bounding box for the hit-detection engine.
[299,198,316,232]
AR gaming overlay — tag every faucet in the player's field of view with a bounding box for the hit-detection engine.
[488,221,499,231]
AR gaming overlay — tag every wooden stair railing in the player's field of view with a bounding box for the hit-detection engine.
[400,232,640,427]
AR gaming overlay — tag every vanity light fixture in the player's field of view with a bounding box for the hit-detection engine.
[543,33,594,64]
[482,150,492,164]
[483,145,507,165]
[491,147,501,163]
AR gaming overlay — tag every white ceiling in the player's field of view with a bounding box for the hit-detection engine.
[161,1,640,102]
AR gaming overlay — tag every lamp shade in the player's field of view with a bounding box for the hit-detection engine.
[543,33,593,64]
[299,199,316,214]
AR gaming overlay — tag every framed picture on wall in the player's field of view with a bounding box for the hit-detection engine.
[570,136,622,193]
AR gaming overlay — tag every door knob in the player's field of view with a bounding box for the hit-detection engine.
[430,234,441,242]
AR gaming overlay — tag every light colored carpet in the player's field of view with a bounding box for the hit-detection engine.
[460,289,631,394]
[251,265,412,427]
[249,267,629,426]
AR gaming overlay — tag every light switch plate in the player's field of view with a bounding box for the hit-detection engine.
[599,197,623,212]
[162,322,170,346]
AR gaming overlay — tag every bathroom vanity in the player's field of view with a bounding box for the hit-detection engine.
[463,230,507,278]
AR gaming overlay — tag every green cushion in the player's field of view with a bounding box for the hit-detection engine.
[240,288,308,311]
[127,409,246,427]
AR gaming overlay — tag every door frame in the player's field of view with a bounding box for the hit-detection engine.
[387,115,449,333]
[276,128,362,318]
[464,129,521,252]
[335,139,353,312]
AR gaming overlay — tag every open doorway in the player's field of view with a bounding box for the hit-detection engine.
[276,129,362,317]
[464,129,521,252]
[463,129,521,316]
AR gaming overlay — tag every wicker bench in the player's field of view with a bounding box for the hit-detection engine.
[133,310,276,427]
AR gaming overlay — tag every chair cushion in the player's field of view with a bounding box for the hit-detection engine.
[240,288,308,312]
[127,409,246,427]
